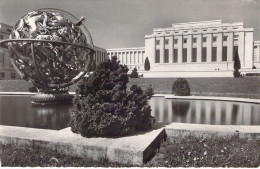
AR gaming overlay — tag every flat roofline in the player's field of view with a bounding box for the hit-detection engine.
[107,47,145,51]
[172,20,222,27]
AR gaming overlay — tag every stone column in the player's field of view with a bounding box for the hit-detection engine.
[169,35,174,63]
[187,34,192,63]
[197,34,202,63]
[217,32,223,62]
[207,34,212,62]
[178,35,183,63]
[227,32,234,62]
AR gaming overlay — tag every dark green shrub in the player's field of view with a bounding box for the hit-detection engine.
[69,56,155,138]
[29,86,37,92]
[144,57,150,71]
[233,69,241,78]
[172,78,190,96]
[233,51,241,78]
[130,68,138,78]
[91,59,96,71]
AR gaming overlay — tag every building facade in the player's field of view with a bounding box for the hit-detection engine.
[107,47,145,70]
[0,22,19,80]
[108,20,260,77]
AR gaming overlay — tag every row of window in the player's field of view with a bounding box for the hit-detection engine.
[0,72,16,79]
[156,35,239,45]
[160,27,239,35]
[155,46,238,63]
[108,51,145,55]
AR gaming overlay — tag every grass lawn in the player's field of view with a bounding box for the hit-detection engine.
[1,77,260,99]
[145,134,260,167]
[129,77,260,99]
[1,134,259,167]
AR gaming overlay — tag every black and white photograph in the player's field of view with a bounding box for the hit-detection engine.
[0,0,259,167]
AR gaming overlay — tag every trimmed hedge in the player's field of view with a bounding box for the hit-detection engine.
[172,78,190,96]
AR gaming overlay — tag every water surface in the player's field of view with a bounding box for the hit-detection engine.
[0,95,259,130]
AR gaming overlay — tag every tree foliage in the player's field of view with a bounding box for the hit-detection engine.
[130,68,139,78]
[233,51,241,78]
[172,78,191,96]
[69,56,155,137]
[144,57,150,71]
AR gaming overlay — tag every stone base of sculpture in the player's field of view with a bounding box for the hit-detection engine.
[31,93,74,105]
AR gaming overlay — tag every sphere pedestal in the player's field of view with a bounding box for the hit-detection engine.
[31,93,74,105]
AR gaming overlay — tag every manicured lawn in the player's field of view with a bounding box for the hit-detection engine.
[1,134,259,167]
[129,77,260,99]
[1,77,260,99]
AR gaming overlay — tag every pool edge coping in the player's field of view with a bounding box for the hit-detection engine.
[1,92,260,104]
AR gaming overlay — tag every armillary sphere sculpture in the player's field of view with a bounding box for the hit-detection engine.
[0,8,95,104]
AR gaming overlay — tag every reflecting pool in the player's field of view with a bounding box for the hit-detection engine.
[150,97,260,125]
[0,95,260,130]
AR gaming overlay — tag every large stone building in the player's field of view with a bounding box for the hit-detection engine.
[0,22,19,80]
[107,20,260,77]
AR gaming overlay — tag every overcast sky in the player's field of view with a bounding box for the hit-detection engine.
[0,0,260,49]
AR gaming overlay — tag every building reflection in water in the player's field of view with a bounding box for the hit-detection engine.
[0,95,72,130]
[1,96,260,129]
[149,97,260,125]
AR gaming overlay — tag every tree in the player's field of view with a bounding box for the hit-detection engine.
[91,59,96,72]
[69,56,155,138]
[233,51,241,78]
[144,57,150,71]
[130,68,138,78]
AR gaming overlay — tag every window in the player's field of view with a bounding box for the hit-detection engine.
[222,46,227,61]
[174,39,178,44]
[0,35,3,39]
[173,49,178,63]
[182,48,187,63]
[213,28,217,31]
[223,36,228,41]
[156,40,160,45]
[165,39,169,45]
[203,29,207,31]
[203,37,207,42]
[193,30,198,32]
[223,28,227,30]
[202,47,207,62]
[0,72,5,78]
[11,73,15,79]
[175,31,179,34]
[212,47,217,62]
[164,49,169,63]
[183,39,187,44]
[254,46,258,49]
[184,30,188,33]
[192,48,197,62]
[155,50,160,63]
[213,37,217,42]
[193,38,197,43]
[233,46,238,61]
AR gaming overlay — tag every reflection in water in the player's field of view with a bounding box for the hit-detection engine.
[150,97,260,125]
[0,96,260,130]
[0,95,72,130]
